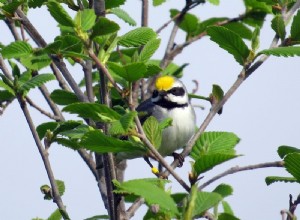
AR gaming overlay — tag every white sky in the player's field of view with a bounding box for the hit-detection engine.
[1,0,300,219]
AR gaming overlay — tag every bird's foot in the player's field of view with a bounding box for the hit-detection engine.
[172,152,185,167]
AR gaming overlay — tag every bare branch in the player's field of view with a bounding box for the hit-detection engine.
[25,97,59,120]
[125,198,145,219]
[17,95,70,219]
[199,161,284,190]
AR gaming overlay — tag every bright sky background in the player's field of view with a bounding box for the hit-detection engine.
[1,0,300,219]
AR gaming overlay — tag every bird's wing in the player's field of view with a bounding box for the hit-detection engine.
[136,98,155,124]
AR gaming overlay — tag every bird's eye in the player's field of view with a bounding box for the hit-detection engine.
[169,87,185,96]
[152,90,159,98]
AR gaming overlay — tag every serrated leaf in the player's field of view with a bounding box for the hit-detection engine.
[208,0,220,5]
[193,191,222,216]
[109,111,137,135]
[265,176,298,185]
[207,26,250,65]
[21,54,52,70]
[47,0,75,27]
[144,63,162,78]
[258,46,300,57]
[284,153,300,181]
[140,38,161,62]
[190,131,240,160]
[28,0,47,8]
[118,27,157,47]
[75,9,96,31]
[19,74,55,93]
[36,122,59,139]
[53,121,83,137]
[291,10,300,41]
[63,103,121,122]
[80,130,146,153]
[50,89,79,105]
[1,0,25,15]
[55,137,81,150]
[271,15,286,41]
[0,79,15,95]
[222,201,234,215]
[213,184,233,198]
[143,116,162,148]
[224,22,253,40]
[278,145,300,159]
[47,208,62,220]
[194,154,238,174]
[244,0,272,13]
[110,8,136,26]
[0,90,15,101]
[55,180,65,196]
[91,17,120,39]
[1,41,33,59]
[113,178,178,215]
[123,62,147,82]
[218,213,240,220]
[170,9,199,35]
[59,124,90,139]
[105,0,125,9]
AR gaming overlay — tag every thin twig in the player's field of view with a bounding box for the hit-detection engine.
[125,198,145,219]
[17,95,70,219]
[25,97,59,120]
[199,161,284,190]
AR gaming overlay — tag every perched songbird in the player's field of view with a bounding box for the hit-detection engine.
[136,75,196,167]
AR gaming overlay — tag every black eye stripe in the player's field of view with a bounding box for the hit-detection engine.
[168,87,185,96]
[152,90,159,98]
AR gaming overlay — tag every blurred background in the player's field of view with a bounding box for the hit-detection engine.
[1,0,300,219]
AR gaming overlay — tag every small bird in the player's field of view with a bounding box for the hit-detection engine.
[136,75,196,168]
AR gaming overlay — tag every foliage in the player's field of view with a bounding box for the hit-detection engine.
[1,0,300,219]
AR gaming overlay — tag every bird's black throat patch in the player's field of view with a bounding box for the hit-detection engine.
[153,99,188,110]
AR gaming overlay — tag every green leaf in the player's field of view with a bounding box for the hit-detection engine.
[153,0,166,6]
[213,184,233,198]
[123,62,147,82]
[60,35,83,54]
[1,41,32,59]
[207,26,250,65]
[52,121,83,137]
[271,15,286,41]
[170,9,199,35]
[143,116,162,149]
[55,138,81,150]
[208,0,220,5]
[47,0,75,27]
[140,38,161,62]
[36,122,59,139]
[251,26,260,51]
[74,9,96,31]
[47,208,62,220]
[222,201,234,215]
[109,8,136,26]
[291,10,300,41]
[190,131,240,160]
[244,0,272,13]
[258,46,300,57]
[218,213,240,220]
[118,27,157,47]
[84,215,109,220]
[109,111,137,135]
[284,153,300,181]
[0,79,15,95]
[21,54,52,70]
[91,17,120,39]
[105,0,125,9]
[19,74,55,93]
[193,191,222,216]
[265,176,298,185]
[80,130,146,153]
[59,124,90,139]
[212,84,224,102]
[0,90,15,101]
[63,103,121,122]
[224,22,253,40]
[278,145,300,159]
[1,0,25,15]
[28,0,47,8]
[194,154,238,174]
[50,89,79,105]
[55,180,65,196]
[113,178,179,215]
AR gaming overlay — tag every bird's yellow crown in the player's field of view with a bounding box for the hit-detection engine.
[155,76,174,91]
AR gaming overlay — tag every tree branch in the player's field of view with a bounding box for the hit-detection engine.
[17,95,70,219]
[199,161,284,190]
